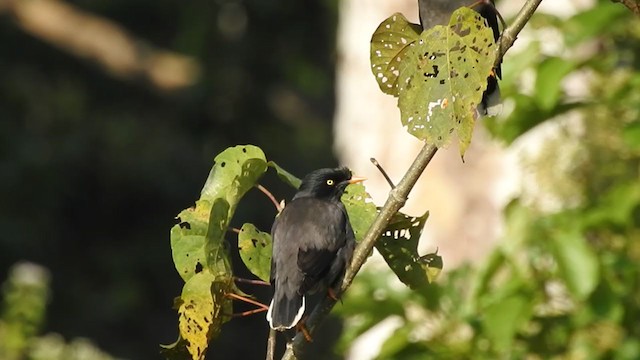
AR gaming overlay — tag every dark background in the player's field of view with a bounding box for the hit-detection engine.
[0,1,343,358]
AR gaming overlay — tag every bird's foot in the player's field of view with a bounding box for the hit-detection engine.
[295,321,313,342]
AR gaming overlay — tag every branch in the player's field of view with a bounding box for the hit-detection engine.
[266,329,276,360]
[0,0,200,92]
[281,1,543,358]
[495,0,544,67]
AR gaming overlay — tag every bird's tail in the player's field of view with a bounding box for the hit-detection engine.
[266,291,305,330]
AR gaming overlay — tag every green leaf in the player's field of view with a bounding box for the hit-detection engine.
[564,2,629,47]
[370,13,423,96]
[237,223,273,282]
[376,211,433,289]
[267,161,301,189]
[341,183,378,241]
[396,7,497,156]
[482,293,534,352]
[622,121,640,150]
[201,145,268,207]
[534,57,577,111]
[168,145,269,357]
[550,229,599,300]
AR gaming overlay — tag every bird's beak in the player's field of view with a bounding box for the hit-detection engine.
[348,176,367,184]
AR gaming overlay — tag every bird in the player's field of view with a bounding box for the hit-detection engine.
[418,0,502,116]
[267,167,365,331]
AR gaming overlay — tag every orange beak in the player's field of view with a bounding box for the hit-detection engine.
[348,176,367,184]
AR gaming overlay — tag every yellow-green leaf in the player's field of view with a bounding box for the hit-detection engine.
[370,13,423,96]
[396,7,497,156]
[177,271,231,360]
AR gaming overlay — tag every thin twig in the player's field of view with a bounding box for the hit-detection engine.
[225,293,269,310]
[266,329,277,360]
[280,0,543,358]
[257,184,283,213]
[233,277,270,286]
[370,158,396,189]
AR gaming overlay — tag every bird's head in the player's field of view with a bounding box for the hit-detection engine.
[294,167,366,201]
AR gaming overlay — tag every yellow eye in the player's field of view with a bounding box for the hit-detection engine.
[326,179,334,186]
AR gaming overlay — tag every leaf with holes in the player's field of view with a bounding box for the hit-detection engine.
[396,7,496,156]
[166,145,269,358]
[370,13,423,96]
[171,200,213,283]
[176,270,232,360]
[238,223,272,282]
[342,183,378,241]
[201,145,268,208]
[268,161,302,189]
[376,211,433,289]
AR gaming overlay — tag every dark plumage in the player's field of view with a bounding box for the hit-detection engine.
[418,0,502,115]
[267,167,364,330]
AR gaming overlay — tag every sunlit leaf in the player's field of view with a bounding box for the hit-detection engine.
[395,7,496,156]
[238,223,272,282]
[201,145,268,208]
[342,183,378,241]
[370,13,422,96]
[418,250,443,283]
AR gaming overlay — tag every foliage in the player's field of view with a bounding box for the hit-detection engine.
[338,1,640,358]
[371,8,497,157]
[164,143,443,358]
[0,263,115,360]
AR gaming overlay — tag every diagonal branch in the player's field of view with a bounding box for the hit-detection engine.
[282,144,438,359]
[281,0,544,358]
[495,0,544,67]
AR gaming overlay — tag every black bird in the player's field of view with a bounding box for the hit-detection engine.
[419,0,502,116]
[267,167,365,331]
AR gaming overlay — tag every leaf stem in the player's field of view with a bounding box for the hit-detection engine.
[257,184,283,213]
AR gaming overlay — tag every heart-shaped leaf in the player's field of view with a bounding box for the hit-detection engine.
[370,13,423,96]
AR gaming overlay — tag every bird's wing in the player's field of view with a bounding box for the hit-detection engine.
[274,198,347,289]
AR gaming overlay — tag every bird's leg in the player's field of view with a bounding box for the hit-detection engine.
[233,276,270,286]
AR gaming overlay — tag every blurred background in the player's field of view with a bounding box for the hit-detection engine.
[1,0,639,359]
